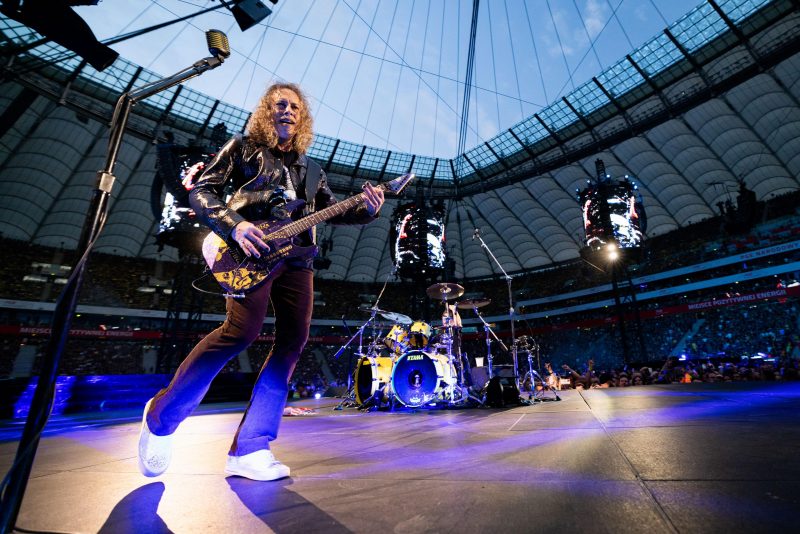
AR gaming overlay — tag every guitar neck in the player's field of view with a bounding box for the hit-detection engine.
[276,186,382,238]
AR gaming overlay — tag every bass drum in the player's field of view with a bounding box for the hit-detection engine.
[354,356,394,404]
[391,350,457,407]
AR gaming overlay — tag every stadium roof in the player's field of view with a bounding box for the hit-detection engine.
[0,0,798,282]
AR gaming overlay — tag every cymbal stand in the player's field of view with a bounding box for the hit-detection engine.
[437,299,458,403]
[474,229,518,389]
[473,306,507,380]
[332,308,378,411]
[520,339,560,402]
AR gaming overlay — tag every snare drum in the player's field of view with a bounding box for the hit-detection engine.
[384,324,408,354]
[354,356,394,405]
[391,350,457,407]
[408,321,432,348]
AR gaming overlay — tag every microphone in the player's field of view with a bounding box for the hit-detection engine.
[206,29,231,59]
[472,228,480,240]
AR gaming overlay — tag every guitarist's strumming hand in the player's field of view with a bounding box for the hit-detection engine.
[362,182,385,216]
[232,221,269,259]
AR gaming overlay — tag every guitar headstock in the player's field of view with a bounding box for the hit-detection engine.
[381,173,415,195]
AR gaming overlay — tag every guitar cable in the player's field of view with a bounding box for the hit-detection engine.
[191,264,245,299]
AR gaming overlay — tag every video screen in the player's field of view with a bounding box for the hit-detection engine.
[390,203,446,278]
[155,148,214,248]
[580,179,645,250]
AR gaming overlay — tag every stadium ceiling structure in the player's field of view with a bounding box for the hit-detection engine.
[0,0,799,283]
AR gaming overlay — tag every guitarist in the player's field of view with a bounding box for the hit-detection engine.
[138,82,385,481]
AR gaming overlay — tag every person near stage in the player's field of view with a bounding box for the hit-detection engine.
[138,82,385,481]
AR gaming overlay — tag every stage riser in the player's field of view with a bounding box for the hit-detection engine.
[2,374,258,419]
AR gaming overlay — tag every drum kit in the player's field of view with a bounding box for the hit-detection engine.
[333,280,559,410]
[335,282,493,410]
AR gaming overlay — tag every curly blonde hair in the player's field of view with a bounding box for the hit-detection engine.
[246,82,314,154]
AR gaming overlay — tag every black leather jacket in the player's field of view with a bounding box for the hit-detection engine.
[189,134,377,245]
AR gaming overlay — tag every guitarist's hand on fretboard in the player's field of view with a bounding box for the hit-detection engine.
[232,221,270,258]
[362,182,385,216]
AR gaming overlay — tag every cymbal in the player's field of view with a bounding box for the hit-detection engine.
[457,298,491,309]
[426,282,465,300]
[358,305,388,314]
[381,311,413,325]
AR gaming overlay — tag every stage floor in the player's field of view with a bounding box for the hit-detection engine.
[2,382,799,533]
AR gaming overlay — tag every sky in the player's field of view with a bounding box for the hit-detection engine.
[74,0,704,158]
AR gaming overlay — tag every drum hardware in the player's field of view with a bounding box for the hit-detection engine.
[358,304,389,314]
[456,297,491,309]
[518,337,560,402]
[333,300,392,409]
[384,324,409,354]
[472,228,520,393]
[381,311,413,325]
[468,303,507,381]
[426,282,467,405]
[425,282,465,301]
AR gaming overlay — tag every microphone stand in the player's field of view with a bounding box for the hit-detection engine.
[474,229,519,391]
[473,305,507,379]
[0,44,228,534]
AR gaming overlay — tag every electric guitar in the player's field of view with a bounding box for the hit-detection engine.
[201,172,415,295]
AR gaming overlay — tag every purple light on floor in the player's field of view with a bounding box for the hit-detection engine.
[12,374,168,419]
[14,375,76,418]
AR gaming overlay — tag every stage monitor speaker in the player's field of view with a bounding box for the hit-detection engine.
[494,365,517,379]
[485,376,521,408]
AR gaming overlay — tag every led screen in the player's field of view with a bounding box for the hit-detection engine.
[390,203,446,278]
[579,179,645,250]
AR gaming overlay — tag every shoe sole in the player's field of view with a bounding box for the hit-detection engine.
[138,398,169,477]
[224,466,290,481]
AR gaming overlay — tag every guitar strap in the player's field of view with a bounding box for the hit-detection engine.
[304,156,322,212]
[304,156,323,244]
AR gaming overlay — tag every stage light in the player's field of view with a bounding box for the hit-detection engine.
[227,0,276,31]
[1,0,119,71]
[607,243,619,261]
[314,393,321,400]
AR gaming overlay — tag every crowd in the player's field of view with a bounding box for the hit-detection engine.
[1,191,799,402]
[554,354,798,390]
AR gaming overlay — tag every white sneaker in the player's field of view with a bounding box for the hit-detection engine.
[225,450,290,481]
[137,398,173,477]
